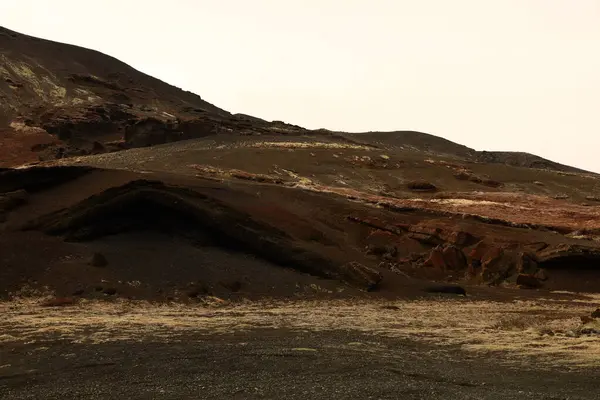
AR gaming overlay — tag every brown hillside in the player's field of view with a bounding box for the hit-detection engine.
[1,27,600,301]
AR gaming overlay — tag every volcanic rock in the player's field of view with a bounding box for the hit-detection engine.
[423,245,467,272]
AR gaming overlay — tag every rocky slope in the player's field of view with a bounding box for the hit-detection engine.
[1,27,600,300]
[0,26,305,166]
[1,26,591,175]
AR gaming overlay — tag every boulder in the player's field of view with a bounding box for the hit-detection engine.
[341,261,382,291]
[591,308,600,319]
[88,252,108,267]
[516,274,542,289]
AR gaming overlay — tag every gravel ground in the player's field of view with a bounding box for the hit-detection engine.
[1,329,598,400]
[2,298,600,399]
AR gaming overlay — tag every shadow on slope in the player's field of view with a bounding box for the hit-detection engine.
[22,179,381,291]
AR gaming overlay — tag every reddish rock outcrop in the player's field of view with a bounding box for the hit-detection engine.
[480,248,518,285]
[424,246,446,270]
[423,245,468,272]
[408,225,479,247]
[442,245,468,271]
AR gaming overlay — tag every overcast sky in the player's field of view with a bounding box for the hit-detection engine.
[2,0,600,171]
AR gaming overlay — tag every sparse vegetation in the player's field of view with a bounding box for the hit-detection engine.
[2,296,600,367]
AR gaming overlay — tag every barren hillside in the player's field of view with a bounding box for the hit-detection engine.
[1,26,600,301]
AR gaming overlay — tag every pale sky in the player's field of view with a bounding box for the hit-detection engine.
[2,0,600,171]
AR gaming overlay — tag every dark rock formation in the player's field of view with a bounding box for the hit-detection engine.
[536,244,600,270]
[22,179,379,289]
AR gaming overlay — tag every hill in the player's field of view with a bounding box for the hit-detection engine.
[0,26,590,176]
[1,27,600,301]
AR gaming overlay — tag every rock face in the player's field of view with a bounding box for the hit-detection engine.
[480,248,516,285]
[408,226,478,247]
[423,245,468,272]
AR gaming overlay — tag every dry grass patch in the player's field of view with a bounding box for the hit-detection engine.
[3,295,600,368]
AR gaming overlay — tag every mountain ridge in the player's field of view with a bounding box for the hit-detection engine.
[0,25,590,176]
